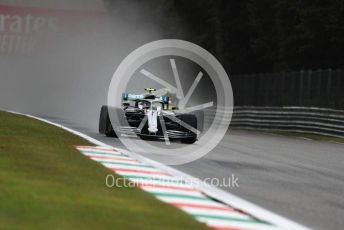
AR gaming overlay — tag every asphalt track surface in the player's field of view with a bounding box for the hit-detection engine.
[41,116,343,230]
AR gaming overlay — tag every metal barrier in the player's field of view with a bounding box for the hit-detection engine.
[230,106,344,138]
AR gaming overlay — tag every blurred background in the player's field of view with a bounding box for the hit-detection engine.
[0,0,343,135]
[104,0,344,109]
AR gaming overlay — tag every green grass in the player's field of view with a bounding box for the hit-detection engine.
[0,111,209,230]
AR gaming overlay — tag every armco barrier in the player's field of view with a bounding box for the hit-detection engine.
[230,106,344,138]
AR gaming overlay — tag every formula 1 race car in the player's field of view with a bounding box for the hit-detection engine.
[99,88,202,144]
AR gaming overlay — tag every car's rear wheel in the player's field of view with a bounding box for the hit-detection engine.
[177,114,197,144]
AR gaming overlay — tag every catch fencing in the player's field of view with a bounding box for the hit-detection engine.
[230,69,344,109]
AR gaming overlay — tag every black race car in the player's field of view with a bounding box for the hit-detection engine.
[99,88,202,144]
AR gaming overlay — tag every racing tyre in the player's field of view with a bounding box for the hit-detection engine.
[178,114,197,144]
[138,135,154,141]
[99,106,117,138]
